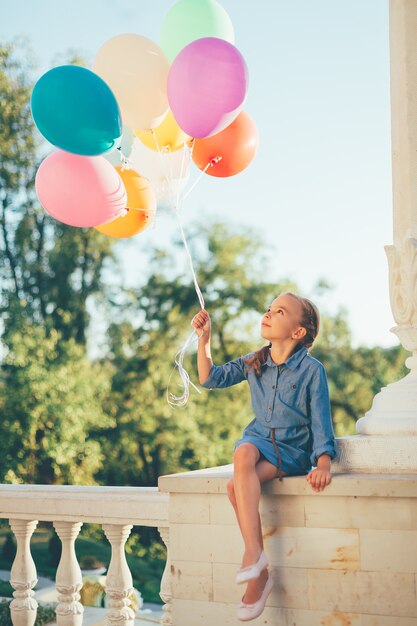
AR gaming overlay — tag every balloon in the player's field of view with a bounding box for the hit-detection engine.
[192,111,258,177]
[35,150,127,228]
[30,65,122,155]
[105,125,136,166]
[129,138,190,201]
[167,37,248,139]
[93,34,170,131]
[136,110,190,152]
[95,167,156,238]
[160,0,235,62]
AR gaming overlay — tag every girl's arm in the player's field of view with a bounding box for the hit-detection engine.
[306,365,337,492]
[192,309,213,384]
[192,309,248,388]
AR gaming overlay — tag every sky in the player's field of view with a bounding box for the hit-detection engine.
[0,0,397,349]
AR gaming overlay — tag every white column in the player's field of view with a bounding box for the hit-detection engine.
[332,0,417,473]
[355,0,417,438]
[158,526,172,626]
[8,519,38,626]
[102,523,135,626]
[53,521,84,626]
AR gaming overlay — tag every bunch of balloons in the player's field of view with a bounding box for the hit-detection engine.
[31,0,259,240]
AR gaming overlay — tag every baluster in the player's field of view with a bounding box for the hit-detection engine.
[158,526,172,626]
[53,521,84,626]
[102,523,135,626]
[8,519,38,626]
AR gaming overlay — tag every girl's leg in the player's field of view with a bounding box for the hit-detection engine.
[227,450,285,604]
[231,443,278,567]
[227,457,280,545]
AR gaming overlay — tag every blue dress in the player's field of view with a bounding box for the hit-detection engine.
[201,345,337,477]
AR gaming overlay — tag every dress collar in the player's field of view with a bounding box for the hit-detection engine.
[264,345,308,370]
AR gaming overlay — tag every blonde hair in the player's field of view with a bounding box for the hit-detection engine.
[244,292,320,376]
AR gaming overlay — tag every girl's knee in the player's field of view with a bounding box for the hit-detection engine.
[233,442,259,468]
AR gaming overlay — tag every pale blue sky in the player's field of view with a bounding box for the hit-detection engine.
[1,1,397,348]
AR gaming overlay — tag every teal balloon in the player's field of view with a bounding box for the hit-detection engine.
[31,65,122,155]
[160,0,235,63]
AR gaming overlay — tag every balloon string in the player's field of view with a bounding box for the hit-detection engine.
[181,156,222,202]
[150,129,177,199]
[166,329,202,407]
[164,139,207,407]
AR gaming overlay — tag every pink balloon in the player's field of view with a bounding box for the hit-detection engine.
[35,150,127,227]
[167,37,248,139]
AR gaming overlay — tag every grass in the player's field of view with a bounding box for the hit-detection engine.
[0,522,165,604]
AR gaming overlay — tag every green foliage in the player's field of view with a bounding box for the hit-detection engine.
[0,579,13,598]
[0,323,114,484]
[47,530,61,569]
[1,533,15,564]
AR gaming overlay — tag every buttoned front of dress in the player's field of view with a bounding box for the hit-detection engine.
[201,345,337,470]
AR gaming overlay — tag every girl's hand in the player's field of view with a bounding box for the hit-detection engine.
[191,309,211,338]
[306,468,332,492]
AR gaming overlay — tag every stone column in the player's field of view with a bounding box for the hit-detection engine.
[9,519,38,626]
[333,0,417,473]
[102,524,135,626]
[53,521,84,626]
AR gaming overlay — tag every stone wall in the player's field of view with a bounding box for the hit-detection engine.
[158,465,417,626]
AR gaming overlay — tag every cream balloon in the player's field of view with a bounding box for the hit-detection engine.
[129,137,190,202]
[93,34,170,131]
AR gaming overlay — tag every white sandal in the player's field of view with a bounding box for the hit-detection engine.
[235,550,268,584]
[237,572,273,621]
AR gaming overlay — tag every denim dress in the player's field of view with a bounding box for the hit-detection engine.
[200,345,337,476]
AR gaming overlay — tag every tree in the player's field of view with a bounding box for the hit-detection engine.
[0,322,115,484]
[0,42,116,346]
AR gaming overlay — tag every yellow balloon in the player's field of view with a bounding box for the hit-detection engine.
[136,110,191,152]
[95,167,156,239]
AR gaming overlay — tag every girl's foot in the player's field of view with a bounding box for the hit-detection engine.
[242,567,269,604]
[237,571,273,621]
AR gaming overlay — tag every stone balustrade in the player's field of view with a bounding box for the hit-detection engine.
[1,464,416,626]
[0,485,170,626]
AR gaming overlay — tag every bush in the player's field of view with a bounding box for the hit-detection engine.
[0,579,13,597]
[47,531,61,569]
[79,555,105,570]
[1,533,16,564]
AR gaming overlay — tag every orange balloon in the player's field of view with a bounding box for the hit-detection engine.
[191,111,258,177]
[95,167,156,238]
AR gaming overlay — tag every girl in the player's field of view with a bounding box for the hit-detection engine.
[192,291,337,622]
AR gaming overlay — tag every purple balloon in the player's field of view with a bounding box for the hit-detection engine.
[167,37,249,139]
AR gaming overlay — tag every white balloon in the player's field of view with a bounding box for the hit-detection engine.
[93,34,170,130]
[128,138,190,202]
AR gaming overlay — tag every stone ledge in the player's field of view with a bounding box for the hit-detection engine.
[0,485,169,526]
[158,464,417,497]
[332,435,417,473]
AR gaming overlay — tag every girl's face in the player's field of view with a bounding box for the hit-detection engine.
[261,294,305,343]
